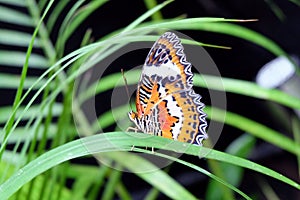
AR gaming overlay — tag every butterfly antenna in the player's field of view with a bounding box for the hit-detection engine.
[121,69,133,110]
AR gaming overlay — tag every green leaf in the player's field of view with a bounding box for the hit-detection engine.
[136,19,287,57]
[0,5,33,26]
[0,0,26,7]
[203,22,286,56]
[289,0,300,6]
[0,161,72,200]
[0,51,48,68]
[46,0,70,32]
[101,164,123,200]
[2,151,26,166]
[143,0,164,21]
[0,124,59,144]
[1,132,299,199]
[206,134,256,199]
[205,107,300,156]
[194,74,300,110]
[103,151,198,200]
[0,30,41,47]
[121,0,173,33]
[0,73,49,89]
[57,0,108,54]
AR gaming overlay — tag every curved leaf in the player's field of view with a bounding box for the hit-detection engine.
[0,0,26,7]
[1,132,299,200]
[0,30,41,47]
[0,5,33,26]
[0,51,48,68]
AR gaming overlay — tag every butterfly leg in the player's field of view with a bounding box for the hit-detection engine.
[131,145,135,151]
[126,126,139,151]
[126,126,139,132]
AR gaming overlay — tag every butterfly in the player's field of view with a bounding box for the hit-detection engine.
[128,32,208,145]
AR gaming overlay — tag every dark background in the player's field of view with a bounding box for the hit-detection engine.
[1,0,300,199]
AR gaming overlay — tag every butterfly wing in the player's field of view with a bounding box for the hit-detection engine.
[131,32,207,145]
[136,32,193,116]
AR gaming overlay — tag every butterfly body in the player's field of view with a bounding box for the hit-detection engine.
[129,32,207,145]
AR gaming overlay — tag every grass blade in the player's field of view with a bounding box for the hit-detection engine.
[0,30,41,47]
[0,51,48,68]
[0,132,299,200]
[0,5,33,26]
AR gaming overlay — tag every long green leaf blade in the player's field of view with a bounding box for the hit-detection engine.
[0,30,41,47]
[0,5,33,26]
[0,51,48,68]
[0,0,26,7]
[0,132,299,199]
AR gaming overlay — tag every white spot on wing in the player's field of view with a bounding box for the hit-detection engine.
[142,63,181,78]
